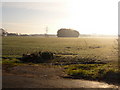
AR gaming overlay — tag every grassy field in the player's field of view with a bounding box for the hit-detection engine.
[2,36,119,85]
[2,36,118,62]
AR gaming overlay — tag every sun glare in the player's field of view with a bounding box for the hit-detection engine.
[2,1,118,35]
[59,0,117,35]
[59,0,86,34]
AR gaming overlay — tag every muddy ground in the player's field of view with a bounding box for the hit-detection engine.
[2,64,119,88]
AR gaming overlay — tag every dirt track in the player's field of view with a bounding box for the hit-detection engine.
[2,65,119,88]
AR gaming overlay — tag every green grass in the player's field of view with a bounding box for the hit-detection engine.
[2,58,20,64]
[2,36,119,85]
[2,36,118,62]
[2,58,22,71]
[64,64,119,85]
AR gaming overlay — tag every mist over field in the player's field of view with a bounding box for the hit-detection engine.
[1,0,119,88]
[2,36,119,88]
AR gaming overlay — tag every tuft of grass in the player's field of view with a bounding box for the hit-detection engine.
[2,58,21,64]
[2,58,22,71]
[64,64,119,85]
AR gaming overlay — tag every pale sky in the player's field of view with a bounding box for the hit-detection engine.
[1,0,119,35]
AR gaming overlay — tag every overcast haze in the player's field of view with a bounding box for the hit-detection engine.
[1,0,119,35]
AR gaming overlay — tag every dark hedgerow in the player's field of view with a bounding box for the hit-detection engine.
[21,51,54,63]
[41,51,54,60]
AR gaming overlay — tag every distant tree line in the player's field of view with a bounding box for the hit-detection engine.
[57,28,80,37]
[0,28,29,36]
[0,28,80,37]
